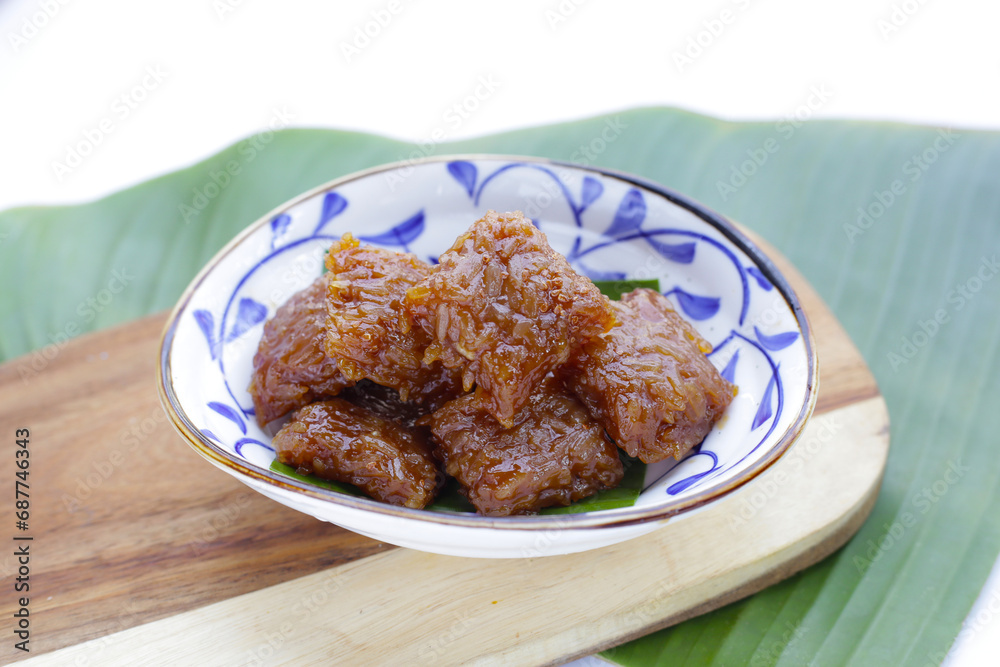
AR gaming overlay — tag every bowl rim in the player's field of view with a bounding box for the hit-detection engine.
[157,153,819,531]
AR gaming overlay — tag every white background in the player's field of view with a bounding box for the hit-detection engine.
[1,0,998,664]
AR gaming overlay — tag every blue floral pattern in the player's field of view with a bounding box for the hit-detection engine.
[175,157,812,508]
[447,160,806,495]
[359,210,425,253]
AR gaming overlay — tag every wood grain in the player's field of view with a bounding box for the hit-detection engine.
[0,315,392,664]
[0,235,889,666]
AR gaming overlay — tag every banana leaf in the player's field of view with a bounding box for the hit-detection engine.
[3,108,998,666]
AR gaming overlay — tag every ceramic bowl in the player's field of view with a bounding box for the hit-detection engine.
[158,155,817,558]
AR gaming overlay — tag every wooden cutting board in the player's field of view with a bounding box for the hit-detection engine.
[0,233,888,666]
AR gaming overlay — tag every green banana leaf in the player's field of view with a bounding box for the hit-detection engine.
[3,108,999,666]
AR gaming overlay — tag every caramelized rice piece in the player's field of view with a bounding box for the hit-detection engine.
[425,377,623,516]
[248,277,353,426]
[338,379,431,431]
[405,210,615,427]
[273,399,442,509]
[561,288,735,464]
[325,234,462,408]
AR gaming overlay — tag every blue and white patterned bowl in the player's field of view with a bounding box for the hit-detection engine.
[157,155,817,558]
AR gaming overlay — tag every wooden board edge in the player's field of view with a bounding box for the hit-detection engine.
[17,395,890,667]
[552,398,890,665]
[4,222,891,666]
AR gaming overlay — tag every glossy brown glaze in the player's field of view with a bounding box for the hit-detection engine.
[405,210,615,427]
[273,399,442,509]
[561,288,736,464]
[248,277,353,426]
[424,377,624,516]
[338,379,431,431]
[325,234,463,409]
